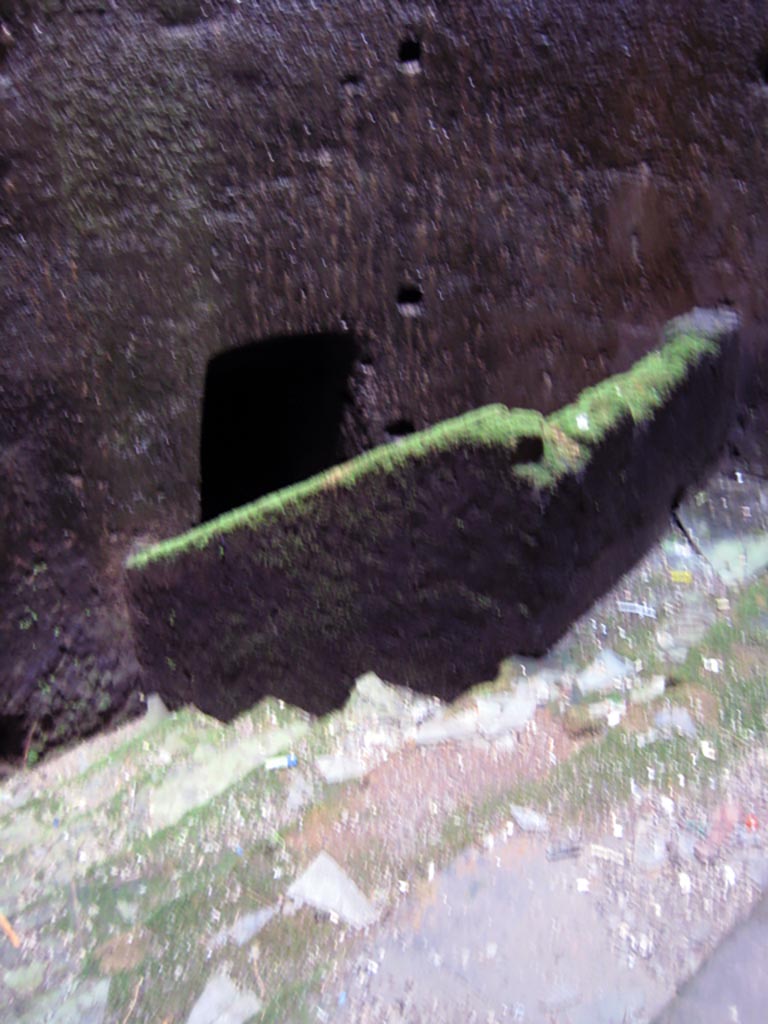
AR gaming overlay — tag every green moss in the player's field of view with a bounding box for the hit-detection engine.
[127,406,544,568]
[549,332,716,444]
[127,327,717,571]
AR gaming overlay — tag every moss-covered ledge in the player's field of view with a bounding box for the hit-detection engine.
[126,308,739,720]
[127,405,547,570]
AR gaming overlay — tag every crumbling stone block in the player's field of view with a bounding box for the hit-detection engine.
[126,308,739,720]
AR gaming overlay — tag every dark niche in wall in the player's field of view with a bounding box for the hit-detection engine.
[385,418,416,439]
[398,36,422,72]
[397,284,424,317]
[200,332,359,522]
[0,713,26,761]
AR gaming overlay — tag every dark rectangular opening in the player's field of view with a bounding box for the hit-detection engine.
[200,332,359,521]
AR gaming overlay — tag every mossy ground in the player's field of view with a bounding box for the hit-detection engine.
[5,553,768,1022]
[8,435,764,1024]
[467,575,768,830]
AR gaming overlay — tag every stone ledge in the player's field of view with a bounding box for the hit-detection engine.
[126,308,739,719]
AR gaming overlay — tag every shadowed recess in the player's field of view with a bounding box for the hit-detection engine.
[0,713,26,760]
[385,418,416,438]
[398,37,422,66]
[200,332,359,521]
[397,284,423,306]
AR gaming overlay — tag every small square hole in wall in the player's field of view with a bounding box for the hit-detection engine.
[340,73,364,95]
[385,418,415,440]
[397,284,424,317]
[398,37,422,74]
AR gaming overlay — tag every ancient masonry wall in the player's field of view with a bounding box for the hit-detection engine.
[126,310,739,721]
[1,0,765,750]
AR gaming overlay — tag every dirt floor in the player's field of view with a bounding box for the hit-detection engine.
[3,469,768,1023]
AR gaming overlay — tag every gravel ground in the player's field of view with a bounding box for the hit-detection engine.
[3,468,768,1023]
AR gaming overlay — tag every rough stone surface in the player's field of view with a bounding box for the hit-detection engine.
[127,315,738,719]
[574,648,637,699]
[147,722,308,833]
[315,754,370,785]
[185,970,262,1024]
[0,0,765,750]
[475,687,538,738]
[633,819,671,873]
[678,475,768,586]
[14,979,111,1024]
[4,962,45,995]
[509,804,549,833]
[287,851,379,929]
[346,671,434,725]
[224,908,278,947]
[412,709,480,746]
[629,675,667,705]
[654,706,698,739]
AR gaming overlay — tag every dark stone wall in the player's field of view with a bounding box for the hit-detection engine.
[1,0,766,750]
[126,313,739,720]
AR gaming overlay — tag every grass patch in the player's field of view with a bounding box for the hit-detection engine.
[99,834,281,1023]
[411,571,768,842]
[257,970,325,1024]
[253,914,337,1024]
[516,573,768,822]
